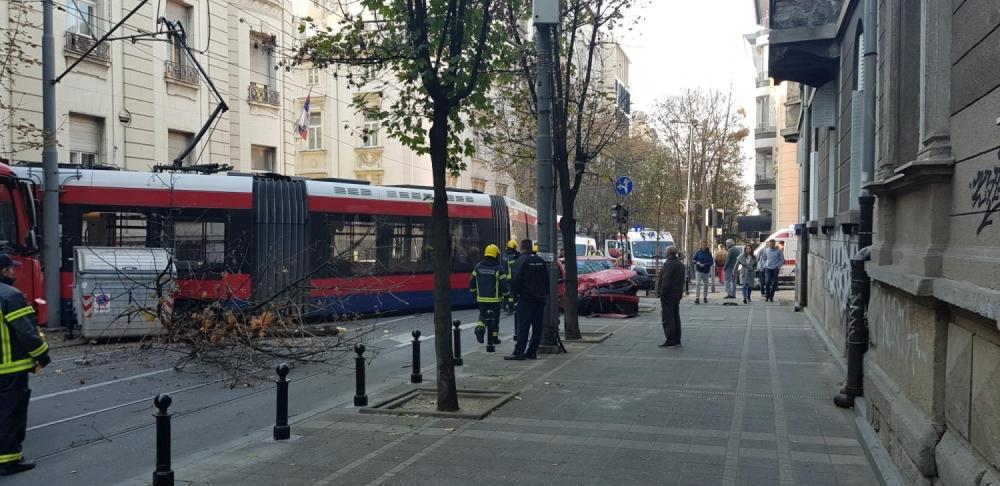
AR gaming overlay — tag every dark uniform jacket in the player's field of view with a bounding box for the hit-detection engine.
[656,256,686,300]
[0,282,49,375]
[469,257,508,303]
[502,249,520,278]
[510,254,549,302]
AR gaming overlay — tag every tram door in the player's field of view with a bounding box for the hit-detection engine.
[252,177,308,311]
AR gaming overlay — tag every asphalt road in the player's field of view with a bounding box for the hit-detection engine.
[7,307,500,486]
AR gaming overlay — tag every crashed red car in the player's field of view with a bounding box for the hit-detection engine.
[557,257,640,317]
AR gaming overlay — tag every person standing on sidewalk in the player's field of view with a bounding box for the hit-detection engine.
[470,244,508,345]
[714,244,726,284]
[506,239,549,360]
[760,239,785,302]
[735,244,758,304]
[691,243,714,304]
[655,247,685,348]
[723,239,741,299]
[501,240,520,315]
[0,253,50,476]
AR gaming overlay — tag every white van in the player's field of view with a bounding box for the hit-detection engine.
[604,230,674,275]
[575,236,599,256]
[754,227,798,285]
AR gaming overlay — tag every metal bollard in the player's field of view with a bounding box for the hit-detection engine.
[273,363,290,440]
[411,330,423,383]
[354,344,368,406]
[485,309,496,353]
[152,394,174,486]
[452,319,463,366]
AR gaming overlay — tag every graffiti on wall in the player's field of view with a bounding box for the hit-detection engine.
[869,287,926,378]
[823,229,855,322]
[969,166,1000,235]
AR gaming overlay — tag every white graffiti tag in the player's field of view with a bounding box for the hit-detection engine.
[824,230,855,320]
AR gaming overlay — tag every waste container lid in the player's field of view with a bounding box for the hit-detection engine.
[74,247,174,274]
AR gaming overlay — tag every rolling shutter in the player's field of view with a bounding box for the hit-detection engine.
[69,114,101,155]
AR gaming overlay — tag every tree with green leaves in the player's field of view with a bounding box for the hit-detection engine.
[296,0,520,411]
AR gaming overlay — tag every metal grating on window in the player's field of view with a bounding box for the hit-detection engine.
[447,195,455,201]
[411,193,421,200]
[348,187,360,196]
[387,190,397,198]
[361,189,372,196]
[334,187,346,195]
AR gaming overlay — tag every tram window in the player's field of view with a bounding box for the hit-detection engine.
[450,219,480,273]
[173,221,225,270]
[377,218,429,274]
[81,212,147,247]
[331,218,376,276]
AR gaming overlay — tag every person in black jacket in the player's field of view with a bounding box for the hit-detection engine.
[470,244,508,346]
[655,247,685,348]
[501,240,520,315]
[506,239,549,360]
[0,253,50,476]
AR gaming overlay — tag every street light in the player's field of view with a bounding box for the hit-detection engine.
[669,119,698,261]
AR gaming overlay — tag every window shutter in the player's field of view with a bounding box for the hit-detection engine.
[811,82,836,128]
[69,115,101,155]
[168,130,193,165]
[164,0,187,24]
[849,92,864,211]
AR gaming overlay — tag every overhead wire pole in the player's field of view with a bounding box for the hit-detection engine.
[42,0,59,327]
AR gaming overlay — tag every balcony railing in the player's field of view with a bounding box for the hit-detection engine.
[64,31,110,62]
[164,60,200,85]
[756,74,770,87]
[248,82,280,106]
[756,174,776,186]
[755,123,777,135]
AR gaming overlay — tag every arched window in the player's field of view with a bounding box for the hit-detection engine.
[853,23,864,91]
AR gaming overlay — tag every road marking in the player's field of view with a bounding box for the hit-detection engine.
[721,308,753,486]
[31,368,173,402]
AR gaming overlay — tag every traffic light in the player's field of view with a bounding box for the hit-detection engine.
[611,203,629,226]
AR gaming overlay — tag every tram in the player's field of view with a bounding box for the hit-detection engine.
[12,165,536,325]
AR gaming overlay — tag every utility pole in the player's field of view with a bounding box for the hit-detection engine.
[533,0,560,350]
[42,0,60,327]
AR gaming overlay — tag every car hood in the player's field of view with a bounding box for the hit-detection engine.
[578,268,636,288]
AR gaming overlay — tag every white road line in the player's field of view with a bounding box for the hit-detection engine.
[31,368,173,402]
[393,335,436,348]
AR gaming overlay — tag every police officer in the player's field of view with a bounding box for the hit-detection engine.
[506,239,549,360]
[501,240,520,315]
[0,253,50,476]
[470,244,508,347]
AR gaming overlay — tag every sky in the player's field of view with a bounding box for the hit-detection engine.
[619,0,761,185]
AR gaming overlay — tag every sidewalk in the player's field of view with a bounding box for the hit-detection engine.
[133,291,880,486]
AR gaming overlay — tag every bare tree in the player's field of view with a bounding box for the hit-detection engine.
[0,1,45,159]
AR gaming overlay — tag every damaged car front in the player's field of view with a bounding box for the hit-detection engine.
[558,257,640,317]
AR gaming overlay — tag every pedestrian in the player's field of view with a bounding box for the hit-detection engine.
[470,244,508,346]
[0,253,50,476]
[691,243,713,304]
[655,246,686,348]
[507,239,549,360]
[735,244,758,304]
[723,239,741,299]
[714,244,726,284]
[760,239,785,302]
[501,240,520,315]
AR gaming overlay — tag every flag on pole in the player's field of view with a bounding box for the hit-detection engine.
[295,92,311,141]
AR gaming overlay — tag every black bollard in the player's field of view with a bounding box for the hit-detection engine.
[485,309,496,353]
[452,319,463,366]
[273,363,290,440]
[354,344,368,406]
[411,330,423,383]
[152,394,174,486]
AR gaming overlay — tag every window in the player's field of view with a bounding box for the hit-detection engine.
[471,178,486,193]
[0,186,18,247]
[251,145,276,172]
[68,113,103,167]
[450,219,481,273]
[168,130,194,166]
[495,183,508,196]
[361,111,380,147]
[756,96,771,130]
[307,112,323,150]
[249,31,276,87]
[306,68,320,86]
[164,0,192,66]
[853,25,864,91]
[172,221,225,270]
[66,0,97,36]
[81,211,147,247]
[356,171,383,185]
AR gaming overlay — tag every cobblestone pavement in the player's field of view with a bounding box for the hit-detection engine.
[119,290,880,486]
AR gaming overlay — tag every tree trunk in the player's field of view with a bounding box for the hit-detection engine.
[429,109,458,412]
[560,199,582,340]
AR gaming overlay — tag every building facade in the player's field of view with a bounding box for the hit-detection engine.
[746,14,800,233]
[1,0,298,173]
[766,0,1000,484]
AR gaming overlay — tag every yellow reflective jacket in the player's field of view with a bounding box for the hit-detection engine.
[0,281,48,375]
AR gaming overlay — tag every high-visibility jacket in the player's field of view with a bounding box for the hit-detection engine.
[0,281,48,375]
[469,257,508,303]
[502,249,520,283]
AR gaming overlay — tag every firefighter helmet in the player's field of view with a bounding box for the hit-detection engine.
[506,239,518,250]
[484,244,501,258]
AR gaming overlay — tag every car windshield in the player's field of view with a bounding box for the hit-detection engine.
[0,185,17,248]
[577,259,614,274]
[631,240,673,259]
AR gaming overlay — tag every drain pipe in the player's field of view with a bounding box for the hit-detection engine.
[835,0,877,409]
[795,88,811,313]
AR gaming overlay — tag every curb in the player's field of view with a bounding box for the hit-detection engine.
[802,309,905,486]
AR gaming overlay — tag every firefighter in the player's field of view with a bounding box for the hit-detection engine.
[470,244,508,346]
[0,253,50,476]
[531,243,539,254]
[501,240,520,315]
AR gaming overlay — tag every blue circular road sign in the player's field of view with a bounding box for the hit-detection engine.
[614,176,634,196]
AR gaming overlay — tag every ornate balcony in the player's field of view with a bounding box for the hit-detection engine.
[164,60,199,85]
[64,31,110,62]
[248,82,280,106]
